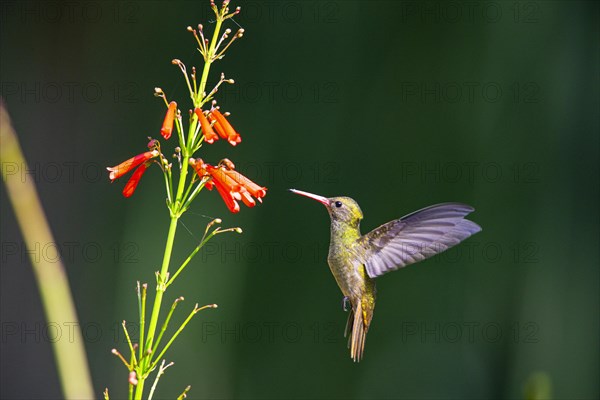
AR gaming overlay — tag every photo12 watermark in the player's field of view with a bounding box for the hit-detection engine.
[1,241,140,265]
[0,81,141,104]
[1,1,140,25]
[398,81,540,104]
[0,319,540,345]
[399,321,540,344]
[394,1,541,24]
[395,161,541,184]
[0,160,341,185]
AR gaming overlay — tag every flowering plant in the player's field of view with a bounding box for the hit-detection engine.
[105,1,266,398]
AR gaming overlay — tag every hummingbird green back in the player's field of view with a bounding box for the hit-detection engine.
[290,189,481,362]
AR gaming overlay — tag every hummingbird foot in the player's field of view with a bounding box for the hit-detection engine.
[342,296,351,312]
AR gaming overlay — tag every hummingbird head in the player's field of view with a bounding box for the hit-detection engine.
[289,189,363,230]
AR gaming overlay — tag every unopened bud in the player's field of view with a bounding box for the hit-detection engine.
[129,371,138,386]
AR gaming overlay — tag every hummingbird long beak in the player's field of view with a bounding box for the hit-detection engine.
[289,189,329,206]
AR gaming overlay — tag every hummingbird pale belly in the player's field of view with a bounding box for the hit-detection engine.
[327,243,376,362]
[290,189,481,362]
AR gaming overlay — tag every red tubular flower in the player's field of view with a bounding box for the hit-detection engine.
[210,108,241,146]
[222,168,267,202]
[122,161,151,198]
[211,174,241,213]
[189,157,267,213]
[205,165,242,197]
[189,157,209,175]
[238,190,256,207]
[194,108,219,144]
[107,150,159,181]
[189,157,214,190]
[208,113,228,140]
[190,158,240,213]
[160,101,177,139]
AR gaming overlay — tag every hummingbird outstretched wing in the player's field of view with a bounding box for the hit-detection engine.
[357,203,481,278]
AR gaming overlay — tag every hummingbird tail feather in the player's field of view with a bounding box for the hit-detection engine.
[348,302,367,362]
[344,310,353,339]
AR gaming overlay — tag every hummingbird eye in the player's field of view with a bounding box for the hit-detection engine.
[334,201,343,208]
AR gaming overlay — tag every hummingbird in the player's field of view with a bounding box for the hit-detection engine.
[289,189,481,362]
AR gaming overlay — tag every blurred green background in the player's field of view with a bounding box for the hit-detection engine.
[1,1,598,399]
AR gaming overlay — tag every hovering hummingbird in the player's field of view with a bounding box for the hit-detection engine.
[289,189,481,362]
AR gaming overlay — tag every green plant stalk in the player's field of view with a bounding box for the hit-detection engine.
[129,350,137,400]
[153,297,184,354]
[133,12,225,398]
[149,305,215,371]
[198,17,223,104]
[134,216,178,399]
[137,283,146,361]
[121,322,137,367]
[166,230,216,288]
[0,102,94,399]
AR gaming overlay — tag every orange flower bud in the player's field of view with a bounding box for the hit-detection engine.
[107,150,159,182]
[212,177,240,213]
[222,169,267,200]
[122,162,151,198]
[194,108,219,144]
[189,158,267,213]
[210,108,241,146]
[160,101,177,139]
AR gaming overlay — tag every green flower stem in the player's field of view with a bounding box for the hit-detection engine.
[112,349,131,369]
[180,179,207,214]
[175,114,186,151]
[153,297,184,359]
[149,304,217,372]
[134,216,178,400]
[177,386,192,400]
[121,322,137,367]
[181,171,199,204]
[137,283,147,362]
[128,349,137,400]
[132,11,228,398]
[198,16,223,104]
[166,231,215,288]
[148,360,174,400]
